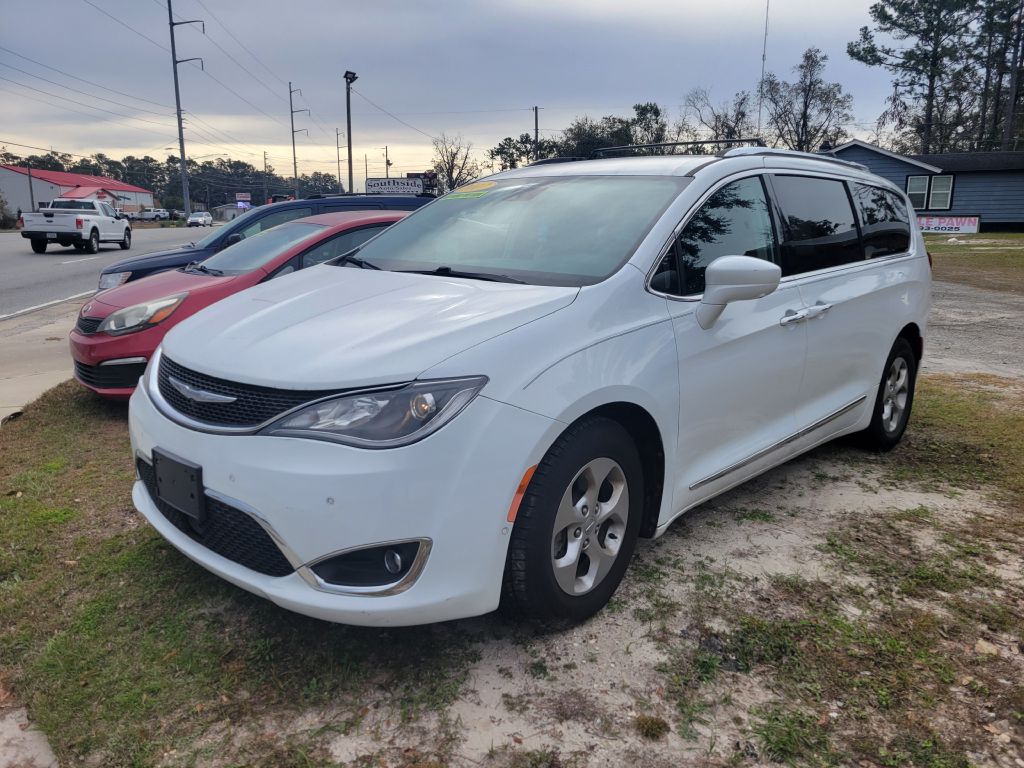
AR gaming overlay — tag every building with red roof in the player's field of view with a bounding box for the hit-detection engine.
[0,165,154,214]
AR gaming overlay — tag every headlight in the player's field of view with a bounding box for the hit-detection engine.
[261,377,488,448]
[98,271,131,290]
[97,293,187,336]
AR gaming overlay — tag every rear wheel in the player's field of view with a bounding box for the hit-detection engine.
[502,416,643,626]
[30,240,46,254]
[858,337,917,451]
[84,229,99,254]
[120,228,131,250]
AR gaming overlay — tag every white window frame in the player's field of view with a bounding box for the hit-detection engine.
[906,176,929,210]
[928,175,954,210]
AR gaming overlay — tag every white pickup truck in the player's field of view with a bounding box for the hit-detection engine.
[20,199,132,254]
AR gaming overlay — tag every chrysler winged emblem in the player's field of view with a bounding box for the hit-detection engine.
[167,375,237,404]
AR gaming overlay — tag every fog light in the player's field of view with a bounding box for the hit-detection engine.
[384,548,403,575]
[311,541,421,587]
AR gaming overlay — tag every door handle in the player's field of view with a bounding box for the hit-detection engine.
[804,302,833,320]
[779,309,809,326]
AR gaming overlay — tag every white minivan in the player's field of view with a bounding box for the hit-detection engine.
[127,147,930,627]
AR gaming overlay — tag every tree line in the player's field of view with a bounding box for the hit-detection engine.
[487,0,1023,165]
[0,148,343,210]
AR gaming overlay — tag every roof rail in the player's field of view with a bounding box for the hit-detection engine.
[526,156,589,166]
[590,138,766,158]
[721,146,869,172]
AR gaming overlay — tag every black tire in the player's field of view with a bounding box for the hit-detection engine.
[502,415,644,627]
[30,240,46,254]
[120,228,131,250]
[857,337,917,452]
[84,229,99,254]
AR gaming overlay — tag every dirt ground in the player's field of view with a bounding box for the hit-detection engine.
[2,278,1022,768]
[194,278,1024,767]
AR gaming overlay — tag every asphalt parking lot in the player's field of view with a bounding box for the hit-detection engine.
[0,225,216,318]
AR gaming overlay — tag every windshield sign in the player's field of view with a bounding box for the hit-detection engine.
[349,176,688,286]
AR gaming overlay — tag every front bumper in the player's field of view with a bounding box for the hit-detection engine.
[128,377,560,626]
[70,325,165,399]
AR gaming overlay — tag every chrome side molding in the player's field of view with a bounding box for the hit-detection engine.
[689,395,868,490]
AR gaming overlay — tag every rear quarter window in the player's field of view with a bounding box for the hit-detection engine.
[851,183,911,258]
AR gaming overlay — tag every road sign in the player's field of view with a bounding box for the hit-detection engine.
[366,177,423,194]
[917,215,979,234]
[235,192,251,202]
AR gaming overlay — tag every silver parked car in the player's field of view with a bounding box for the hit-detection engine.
[187,211,213,227]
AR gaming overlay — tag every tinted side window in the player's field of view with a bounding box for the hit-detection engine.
[851,184,911,258]
[666,176,775,295]
[772,176,862,276]
[239,206,312,239]
[300,225,390,268]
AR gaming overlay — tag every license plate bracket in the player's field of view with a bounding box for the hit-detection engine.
[46,232,56,239]
[153,449,205,522]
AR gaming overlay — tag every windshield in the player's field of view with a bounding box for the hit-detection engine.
[349,176,687,286]
[198,222,324,275]
[190,205,260,248]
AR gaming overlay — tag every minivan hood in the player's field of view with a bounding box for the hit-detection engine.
[161,266,579,389]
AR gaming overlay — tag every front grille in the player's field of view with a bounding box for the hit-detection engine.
[74,360,147,389]
[76,316,102,334]
[137,458,293,577]
[157,355,341,427]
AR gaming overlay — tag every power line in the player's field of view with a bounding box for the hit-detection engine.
[0,61,173,117]
[81,0,170,51]
[0,75,177,129]
[192,0,288,88]
[352,88,438,140]
[0,86,176,139]
[0,44,174,109]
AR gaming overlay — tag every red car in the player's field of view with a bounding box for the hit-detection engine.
[70,210,406,398]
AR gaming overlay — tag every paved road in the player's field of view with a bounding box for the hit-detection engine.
[0,225,219,318]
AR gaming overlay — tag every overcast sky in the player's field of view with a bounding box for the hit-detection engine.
[1,0,892,191]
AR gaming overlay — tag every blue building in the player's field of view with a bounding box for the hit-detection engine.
[829,139,1024,231]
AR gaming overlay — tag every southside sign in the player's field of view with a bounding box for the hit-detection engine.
[366,177,423,194]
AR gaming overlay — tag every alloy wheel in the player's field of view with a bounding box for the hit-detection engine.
[881,357,909,433]
[550,457,629,596]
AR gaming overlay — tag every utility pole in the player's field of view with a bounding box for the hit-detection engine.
[756,0,770,137]
[336,128,344,192]
[533,106,540,160]
[344,71,358,194]
[289,82,309,198]
[381,146,391,178]
[263,151,269,205]
[26,162,35,211]
[364,154,368,191]
[166,0,203,214]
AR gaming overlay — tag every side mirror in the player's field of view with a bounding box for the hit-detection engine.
[695,256,781,329]
[224,233,243,247]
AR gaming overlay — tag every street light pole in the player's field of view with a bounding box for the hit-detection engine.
[344,71,358,194]
[289,82,309,198]
[166,0,203,213]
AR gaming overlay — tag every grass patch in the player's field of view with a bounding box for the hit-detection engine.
[633,713,670,740]
[925,232,1024,295]
[0,384,480,765]
[752,704,831,765]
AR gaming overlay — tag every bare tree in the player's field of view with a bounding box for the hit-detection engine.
[684,89,756,146]
[432,133,481,193]
[761,48,854,151]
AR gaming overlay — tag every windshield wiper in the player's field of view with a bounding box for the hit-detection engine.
[184,262,224,276]
[331,249,380,270]
[398,266,524,284]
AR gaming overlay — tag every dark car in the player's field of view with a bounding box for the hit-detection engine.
[97,194,434,289]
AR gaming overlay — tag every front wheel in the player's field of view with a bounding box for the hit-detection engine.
[502,416,643,626]
[858,337,917,452]
[120,228,131,250]
[30,240,46,254]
